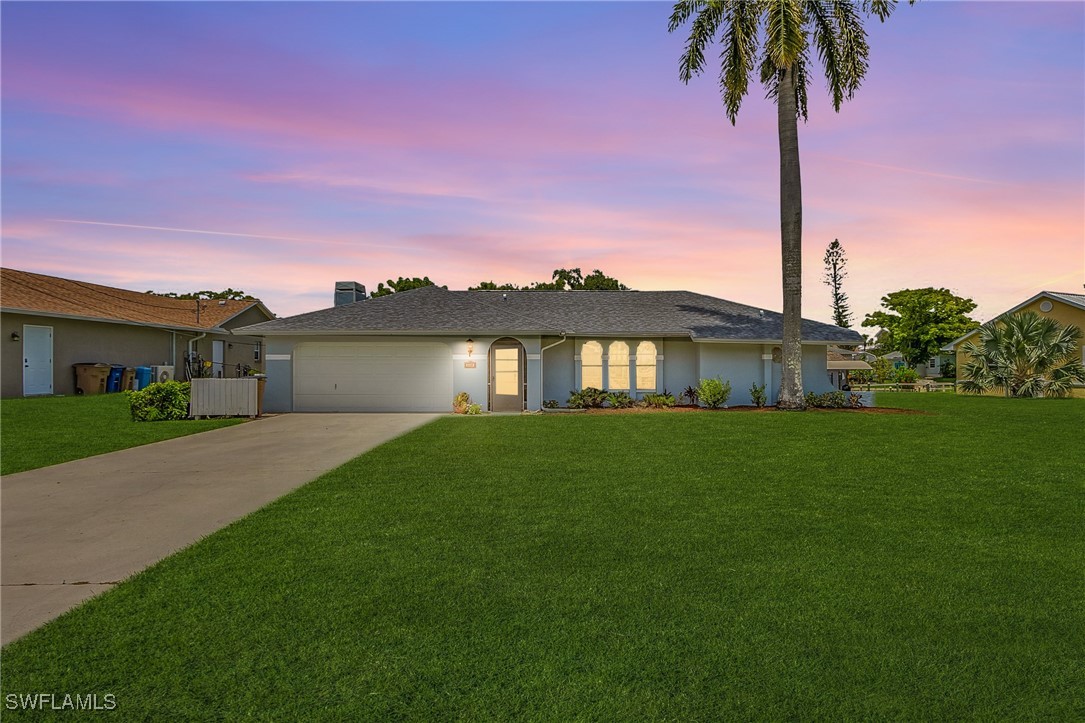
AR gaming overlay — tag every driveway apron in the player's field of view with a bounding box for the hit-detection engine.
[1,413,439,645]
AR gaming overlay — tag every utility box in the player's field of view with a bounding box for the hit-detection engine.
[73,363,111,395]
[151,365,175,383]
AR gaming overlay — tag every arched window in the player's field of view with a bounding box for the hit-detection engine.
[608,341,630,390]
[636,341,657,390]
[581,341,603,389]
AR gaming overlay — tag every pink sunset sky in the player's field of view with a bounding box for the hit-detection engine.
[2,1,1083,326]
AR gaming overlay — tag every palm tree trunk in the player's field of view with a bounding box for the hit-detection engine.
[776,64,805,409]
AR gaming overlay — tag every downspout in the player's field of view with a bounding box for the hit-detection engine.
[186,333,207,381]
[539,332,569,408]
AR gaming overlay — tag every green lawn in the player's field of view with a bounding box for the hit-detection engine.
[0,394,243,475]
[2,394,1082,719]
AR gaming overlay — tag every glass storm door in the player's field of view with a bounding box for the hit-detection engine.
[490,341,524,412]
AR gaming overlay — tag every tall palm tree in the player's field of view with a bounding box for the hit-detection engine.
[959,311,1085,398]
[669,0,907,409]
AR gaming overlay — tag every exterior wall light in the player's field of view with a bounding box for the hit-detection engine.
[11,331,20,342]
[466,338,474,357]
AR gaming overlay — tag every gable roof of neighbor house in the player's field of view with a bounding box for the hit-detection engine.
[1,268,272,333]
[942,290,1085,351]
[237,284,862,343]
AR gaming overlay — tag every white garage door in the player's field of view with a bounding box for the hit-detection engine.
[294,342,452,412]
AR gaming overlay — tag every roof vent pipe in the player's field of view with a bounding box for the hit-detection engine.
[335,281,367,306]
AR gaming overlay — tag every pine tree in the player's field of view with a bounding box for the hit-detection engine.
[823,239,852,328]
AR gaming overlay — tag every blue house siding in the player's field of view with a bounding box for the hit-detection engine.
[541,335,575,405]
[260,334,837,412]
[663,339,697,397]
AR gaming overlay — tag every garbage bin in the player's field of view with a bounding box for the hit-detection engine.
[135,366,153,390]
[122,367,136,391]
[106,365,125,393]
[73,363,111,396]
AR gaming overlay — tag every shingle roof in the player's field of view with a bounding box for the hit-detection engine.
[1,268,267,331]
[1048,291,1085,310]
[942,289,1085,350]
[237,285,861,343]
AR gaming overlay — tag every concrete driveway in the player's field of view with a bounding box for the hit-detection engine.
[1,413,439,645]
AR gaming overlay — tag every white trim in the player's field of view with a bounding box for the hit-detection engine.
[527,353,541,360]
[266,353,291,361]
[692,338,849,345]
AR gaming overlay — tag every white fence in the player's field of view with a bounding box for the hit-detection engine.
[190,378,259,418]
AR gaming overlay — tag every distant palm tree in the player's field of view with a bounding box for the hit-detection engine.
[669,0,909,408]
[959,311,1085,398]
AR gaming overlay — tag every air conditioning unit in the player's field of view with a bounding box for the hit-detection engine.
[152,365,175,383]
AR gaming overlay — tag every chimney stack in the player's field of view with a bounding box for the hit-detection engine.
[334,281,366,306]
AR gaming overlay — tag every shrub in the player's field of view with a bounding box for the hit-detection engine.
[567,387,607,409]
[465,403,482,415]
[848,393,865,408]
[125,381,191,422]
[681,385,699,406]
[940,359,956,379]
[606,391,635,408]
[871,357,895,383]
[642,392,675,408]
[749,382,767,408]
[804,391,848,409]
[894,367,919,384]
[697,378,731,409]
[850,368,873,384]
[542,399,559,409]
[453,391,471,414]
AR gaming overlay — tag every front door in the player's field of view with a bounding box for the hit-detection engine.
[490,340,524,412]
[23,324,53,396]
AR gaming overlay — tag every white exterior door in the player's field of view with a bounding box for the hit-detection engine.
[212,340,225,378]
[293,342,452,412]
[22,324,53,396]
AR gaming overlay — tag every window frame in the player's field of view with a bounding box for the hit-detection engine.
[635,341,658,391]
[607,341,630,390]
[580,340,603,390]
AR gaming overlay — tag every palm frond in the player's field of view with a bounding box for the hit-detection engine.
[862,0,897,22]
[718,1,761,122]
[673,1,725,83]
[765,0,806,69]
[959,311,1084,397]
[668,0,708,33]
[806,1,844,109]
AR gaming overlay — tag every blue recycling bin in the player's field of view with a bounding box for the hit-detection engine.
[106,365,125,393]
[135,366,153,390]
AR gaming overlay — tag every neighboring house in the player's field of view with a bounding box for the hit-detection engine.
[826,345,872,389]
[943,290,1085,398]
[869,349,948,378]
[878,351,906,369]
[918,352,953,379]
[237,283,862,413]
[1,268,274,397]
